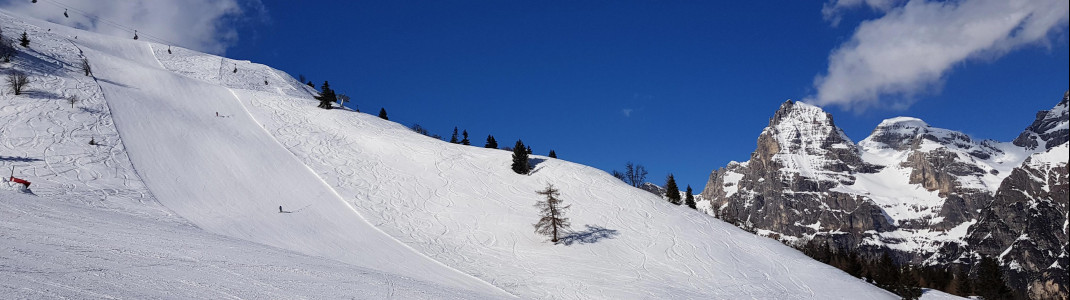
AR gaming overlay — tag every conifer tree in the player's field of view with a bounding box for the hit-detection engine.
[664,174,681,205]
[511,140,530,174]
[534,183,571,243]
[461,130,470,145]
[449,127,459,143]
[895,266,922,300]
[315,81,336,109]
[526,145,532,154]
[378,108,388,120]
[975,256,1012,300]
[307,81,314,88]
[485,135,498,149]
[548,150,556,158]
[684,185,696,209]
[19,31,29,47]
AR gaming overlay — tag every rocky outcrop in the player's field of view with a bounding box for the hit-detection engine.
[1014,91,1069,151]
[702,100,891,249]
[699,91,1069,299]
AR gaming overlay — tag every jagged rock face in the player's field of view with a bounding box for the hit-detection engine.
[1014,91,1070,151]
[700,92,1069,299]
[702,100,891,246]
[960,146,1068,299]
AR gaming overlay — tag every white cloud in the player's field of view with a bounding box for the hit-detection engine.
[0,0,267,54]
[822,0,902,26]
[808,0,1069,111]
[621,108,634,117]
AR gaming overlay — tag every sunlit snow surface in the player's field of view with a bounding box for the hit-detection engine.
[1,9,898,299]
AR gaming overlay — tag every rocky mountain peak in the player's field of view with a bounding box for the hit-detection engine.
[1013,90,1069,150]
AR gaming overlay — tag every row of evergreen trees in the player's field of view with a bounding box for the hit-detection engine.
[798,239,1016,299]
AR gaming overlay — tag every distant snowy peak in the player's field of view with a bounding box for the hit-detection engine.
[1013,90,1070,151]
[765,100,855,154]
[860,116,1005,161]
[753,100,870,183]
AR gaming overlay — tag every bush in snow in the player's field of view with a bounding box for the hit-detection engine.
[7,71,29,95]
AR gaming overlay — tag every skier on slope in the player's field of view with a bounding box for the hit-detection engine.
[279,205,283,213]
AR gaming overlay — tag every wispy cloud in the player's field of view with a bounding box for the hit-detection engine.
[807,0,1069,111]
[621,108,634,117]
[0,0,268,54]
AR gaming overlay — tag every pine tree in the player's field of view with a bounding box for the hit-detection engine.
[534,183,571,243]
[461,130,470,145]
[315,81,336,109]
[306,81,314,88]
[684,185,696,209]
[485,135,498,149]
[511,140,530,174]
[664,174,681,205]
[895,266,923,300]
[548,150,557,158]
[449,127,459,143]
[975,256,1012,300]
[19,31,29,47]
[526,145,532,154]
[378,108,388,120]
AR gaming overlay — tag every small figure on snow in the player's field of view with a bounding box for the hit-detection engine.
[215,112,219,117]
[88,137,96,146]
[279,206,283,213]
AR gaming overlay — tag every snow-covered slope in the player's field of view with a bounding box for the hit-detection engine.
[2,9,897,298]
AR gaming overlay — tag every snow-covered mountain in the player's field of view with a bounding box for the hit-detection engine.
[0,9,905,299]
[700,93,1069,299]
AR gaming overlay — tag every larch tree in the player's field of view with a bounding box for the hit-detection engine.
[534,183,571,243]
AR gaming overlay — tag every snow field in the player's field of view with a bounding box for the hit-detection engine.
[3,9,904,299]
[229,87,897,298]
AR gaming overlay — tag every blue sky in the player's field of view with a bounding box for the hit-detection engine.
[7,0,1068,190]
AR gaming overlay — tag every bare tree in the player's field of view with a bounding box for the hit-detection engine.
[534,183,571,243]
[7,71,28,95]
[623,162,648,188]
[80,57,91,76]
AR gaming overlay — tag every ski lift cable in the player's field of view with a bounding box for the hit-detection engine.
[37,0,188,49]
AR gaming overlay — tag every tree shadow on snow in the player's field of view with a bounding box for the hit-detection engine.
[0,156,43,162]
[558,225,619,246]
[18,90,62,100]
[78,107,103,114]
[95,77,132,89]
[527,158,547,176]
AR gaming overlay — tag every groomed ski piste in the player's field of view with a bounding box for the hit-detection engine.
[1,10,955,299]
